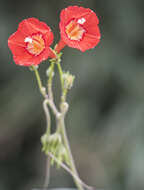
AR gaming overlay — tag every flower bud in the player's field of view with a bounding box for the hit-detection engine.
[46,67,54,77]
[48,133,62,148]
[56,145,69,168]
[41,133,62,154]
[41,134,49,144]
[41,133,49,152]
[63,72,75,90]
[60,145,67,159]
[61,102,69,114]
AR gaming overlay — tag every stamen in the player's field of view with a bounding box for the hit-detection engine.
[66,20,85,41]
[24,37,32,43]
[25,34,45,56]
[77,18,86,24]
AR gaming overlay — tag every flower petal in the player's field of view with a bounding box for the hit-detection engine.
[18,18,52,36]
[8,18,54,66]
[58,6,101,52]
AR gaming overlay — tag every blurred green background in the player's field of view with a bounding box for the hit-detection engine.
[0,0,144,190]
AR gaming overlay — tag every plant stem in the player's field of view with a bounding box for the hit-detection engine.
[32,57,84,190]
[47,62,55,100]
[57,61,64,92]
[43,99,51,188]
[56,61,68,103]
[48,99,60,118]
[48,152,93,190]
[43,99,51,135]
[56,57,84,190]
[31,65,46,98]
[44,156,51,189]
[59,116,84,190]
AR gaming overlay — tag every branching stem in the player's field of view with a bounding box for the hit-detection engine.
[32,54,90,190]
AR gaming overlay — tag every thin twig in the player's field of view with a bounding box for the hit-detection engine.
[43,99,51,134]
[31,65,46,98]
[59,116,84,190]
[48,99,61,119]
[43,99,51,188]
[57,59,64,92]
[44,156,51,189]
[47,62,55,100]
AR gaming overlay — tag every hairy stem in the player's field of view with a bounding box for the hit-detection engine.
[57,61,64,92]
[47,62,55,100]
[32,56,86,190]
[43,99,51,188]
[43,99,51,134]
[58,115,84,190]
[31,65,46,98]
[56,57,84,190]
[44,156,51,189]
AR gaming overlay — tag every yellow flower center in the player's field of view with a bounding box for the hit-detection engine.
[25,34,45,56]
[65,20,85,41]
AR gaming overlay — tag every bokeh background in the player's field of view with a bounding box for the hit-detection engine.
[0,0,144,190]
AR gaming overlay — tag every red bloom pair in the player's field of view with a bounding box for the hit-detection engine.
[8,6,101,66]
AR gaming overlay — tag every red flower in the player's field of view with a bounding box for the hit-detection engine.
[55,6,101,53]
[8,18,56,66]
